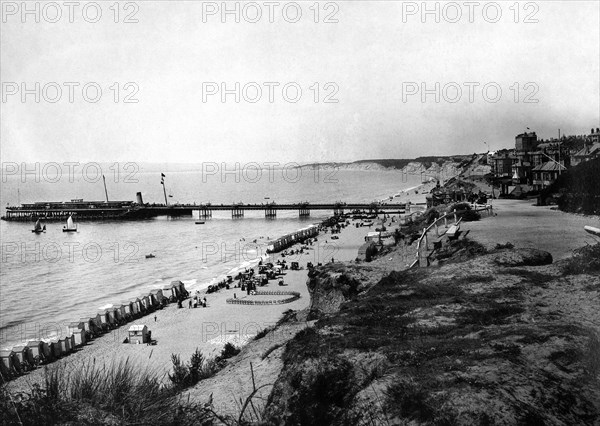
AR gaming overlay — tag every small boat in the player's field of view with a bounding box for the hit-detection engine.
[195,221,205,225]
[145,254,156,259]
[264,197,270,199]
[32,219,46,233]
[62,215,77,232]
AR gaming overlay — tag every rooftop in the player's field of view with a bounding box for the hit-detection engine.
[573,142,600,157]
[532,161,567,172]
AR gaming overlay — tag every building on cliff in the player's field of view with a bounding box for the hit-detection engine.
[490,127,598,195]
[489,149,515,195]
[571,128,600,166]
[512,131,539,185]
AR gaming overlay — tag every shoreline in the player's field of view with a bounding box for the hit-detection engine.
[2,178,434,388]
[5,213,380,392]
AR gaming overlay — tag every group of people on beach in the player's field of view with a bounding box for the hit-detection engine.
[182,291,207,308]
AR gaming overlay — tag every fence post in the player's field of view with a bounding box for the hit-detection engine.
[444,216,448,228]
[435,221,439,236]
[454,209,457,224]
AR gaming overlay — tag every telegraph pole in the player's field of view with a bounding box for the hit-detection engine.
[558,129,562,175]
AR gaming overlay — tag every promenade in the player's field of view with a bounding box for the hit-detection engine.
[463,199,599,260]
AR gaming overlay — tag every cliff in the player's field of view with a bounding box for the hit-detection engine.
[298,155,492,186]
[261,243,600,425]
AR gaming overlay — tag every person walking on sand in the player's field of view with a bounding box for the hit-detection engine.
[188,299,192,309]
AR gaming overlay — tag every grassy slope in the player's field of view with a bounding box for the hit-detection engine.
[264,242,600,425]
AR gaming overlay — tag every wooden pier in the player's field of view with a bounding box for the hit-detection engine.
[1,200,408,222]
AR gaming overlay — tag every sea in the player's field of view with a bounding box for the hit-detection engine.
[0,163,423,347]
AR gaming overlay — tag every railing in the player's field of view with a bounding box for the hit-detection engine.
[410,204,494,268]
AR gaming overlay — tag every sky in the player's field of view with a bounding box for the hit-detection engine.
[1,1,599,164]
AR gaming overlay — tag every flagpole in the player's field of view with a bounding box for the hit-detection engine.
[161,174,168,206]
[102,175,109,203]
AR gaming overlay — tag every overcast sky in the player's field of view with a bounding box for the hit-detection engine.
[1,1,598,163]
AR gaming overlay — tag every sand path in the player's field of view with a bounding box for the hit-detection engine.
[462,199,599,260]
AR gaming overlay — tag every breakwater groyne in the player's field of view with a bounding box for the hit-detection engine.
[0,280,189,381]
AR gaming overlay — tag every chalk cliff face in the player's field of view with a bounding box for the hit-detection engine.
[299,162,392,171]
[297,156,492,180]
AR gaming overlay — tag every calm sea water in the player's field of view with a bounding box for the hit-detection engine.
[0,165,422,346]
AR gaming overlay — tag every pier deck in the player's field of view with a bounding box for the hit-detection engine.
[1,202,410,222]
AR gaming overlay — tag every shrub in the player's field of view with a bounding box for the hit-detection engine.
[2,358,178,425]
[168,354,188,387]
[562,243,600,275]
[449,202,481,222]
[169,348,220,389]
[254,327,271,341]
[216,342,241,362]
[460,209,481,221]
[384,378,434,421]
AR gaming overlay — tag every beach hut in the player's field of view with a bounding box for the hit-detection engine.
[38,340,52,360]
[139,295,152,312]
[150,288,165,305]
[91,314,103,331]
[106,307,119,325]
[130,298,142,316]
[59,337,72,354]
[147,291,159,308]
[26,341,46,364]
[175,281,188,298]
[0,349,19,375]
[128,324,150,344]
[162,285,176,302]
[49,340,62,359]
[98,310,111,328]
[0,353,10,378]
[114,304,126,322]
[67,334,77,350]
[68,321,85,335]
[121,301,134,319]
[78,318,92,334]
[70,329,86,347]
[169,281,183,299]
[12,345,34,368]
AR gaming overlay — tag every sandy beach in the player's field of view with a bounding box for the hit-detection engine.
[6,214,379,392]
[5,183,429,394]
